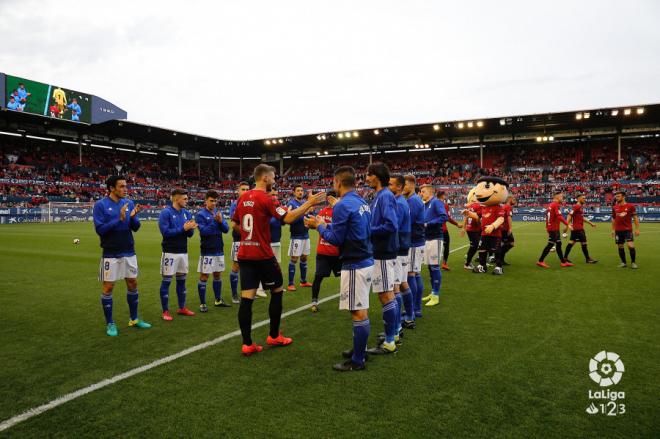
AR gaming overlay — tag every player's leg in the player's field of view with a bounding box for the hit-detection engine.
[311,255,327,311]
[159,253,175,320]
[441,231,450,270]
[264,258,292,346]
[398,256,415,328]
[174,254,194,315]
[124,258,150,328]
[230,243,240,303]
[99,257,118,335]
[616,233,627,267]
[564,238,575,261]
[537,233,555,267]
[465,232,479,269]
[300,243,312,287]
[415,247,425,316]
[335,267,370,371]
[369,260,398,353]
[427,239,443,304]
[627,237,637,268]
[288,239,300,289]
[238,260,261,355]
[198,256,210,311]
[492,238,504,275]
[475,237,488,273]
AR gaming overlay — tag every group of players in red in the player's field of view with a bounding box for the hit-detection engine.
[536,190,641,269]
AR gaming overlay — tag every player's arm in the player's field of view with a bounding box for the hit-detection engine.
[159,210,185,237]
[280,192,325,224]
[633,212,640,236]
[195,212,215,236]
[308,204,348,246]
[611,207,616,236]
[185,214,196,237]
[446,207,460,227]
[426,200,448,225]
[218,215,230,233]
[128,202,141,232]
[371,198,398,235]
[93,202,121,235]
[558,207,570,227]
[564,212,573,233]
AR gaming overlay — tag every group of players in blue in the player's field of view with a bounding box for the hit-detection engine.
[93,164,451,371]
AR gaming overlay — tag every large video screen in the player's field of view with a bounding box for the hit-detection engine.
[5,74,92,123]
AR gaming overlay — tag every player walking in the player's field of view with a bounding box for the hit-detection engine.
[563,194,598,264]
[611,191,640,268]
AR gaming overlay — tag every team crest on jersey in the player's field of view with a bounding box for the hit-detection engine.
[618,212,627,217]
[276,207,286,216]
[359,205,370,216]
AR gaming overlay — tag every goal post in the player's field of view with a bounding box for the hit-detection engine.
[45,201,95,223]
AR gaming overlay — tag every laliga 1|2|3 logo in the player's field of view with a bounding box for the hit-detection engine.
[585,351,626,416]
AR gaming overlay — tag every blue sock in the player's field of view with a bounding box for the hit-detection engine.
[415,274,424,315]
[230,270,239,297]
[176,274,187,308]
[101,293,113,324]
[383,300,398,343]
[160,277,172,312]
[126,290,138,321]
[429,265,441,296]
[407,275,417,315]
[198,280,207,305]
[395,293,403,332]
[300,261,308,283]
[402,287,415,321]
[288,262,296,286]
[351,318,370,365]
[213,279,222,301]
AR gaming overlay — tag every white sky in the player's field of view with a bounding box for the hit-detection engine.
[1,0,659,140]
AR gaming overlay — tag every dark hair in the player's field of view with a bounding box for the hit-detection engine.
[553,190,563,196]
[171,188,188,197]
[367,162,390,187]
[105,175,126,190]
[327,190,338,198]
[238,181,249,188]
[436,190,446,198]
[334,166,356,188]
[253,164,276,181]
[476,176,509,187]
[205,189,220,199]
[391,175,405,188]
[404,174,416,185]
[614,191,625,197]
[576,193,585,198]
[294,185,304,192]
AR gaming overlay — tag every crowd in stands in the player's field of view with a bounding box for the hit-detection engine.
[1,137,658,209]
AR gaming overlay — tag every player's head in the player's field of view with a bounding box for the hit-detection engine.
[576,193,586,204]
[237,181,250,197]
[72,98,78,103]
[366,162,390,189]
[253,164,277,192]
[436,190,446,201]
[171,188,188,209]
[403,174,416,197]
[552,190,563,202]
[333,166,356,194]
[8,96,15,102]
[614,191,625,203]
[420,184,435,202]
[474,176,509,206]
[106,175,127,198]
[293,185,304,200]
[507,195,517,206]
[204,189,219,210]
[388,175,405,196]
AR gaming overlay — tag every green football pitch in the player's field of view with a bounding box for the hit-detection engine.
[0,222,658,438]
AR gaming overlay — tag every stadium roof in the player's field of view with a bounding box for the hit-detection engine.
[1,103,659,160]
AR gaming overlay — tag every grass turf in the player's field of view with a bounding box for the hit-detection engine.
[0,221,658,438]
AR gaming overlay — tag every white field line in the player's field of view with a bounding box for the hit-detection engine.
[0,237,498,432]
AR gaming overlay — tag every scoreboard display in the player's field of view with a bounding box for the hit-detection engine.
[4,74,92,124]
